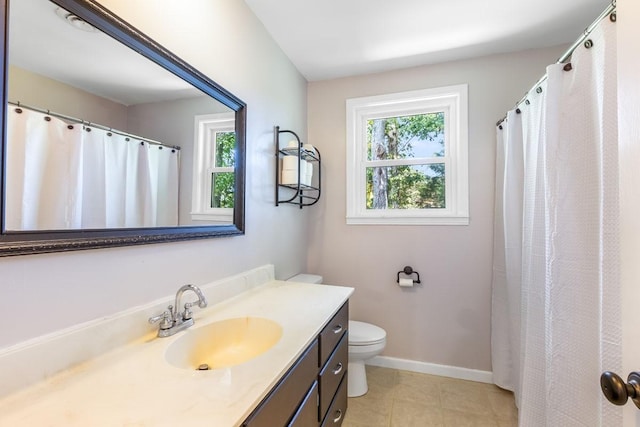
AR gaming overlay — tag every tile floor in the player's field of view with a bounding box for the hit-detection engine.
[342,366,518,427]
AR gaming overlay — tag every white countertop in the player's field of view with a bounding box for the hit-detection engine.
[0,280,353,427]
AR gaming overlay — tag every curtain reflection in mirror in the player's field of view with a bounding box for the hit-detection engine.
[5,106,179,230]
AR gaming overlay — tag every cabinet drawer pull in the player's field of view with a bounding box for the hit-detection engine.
[332,362,343,375]
[333,409,343,423]
[332,324,343,334]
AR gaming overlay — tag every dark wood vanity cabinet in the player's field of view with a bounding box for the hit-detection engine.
[290,381,319,427]
[318,303,348,426]
[321,374,347,427]
[242,340,319,427]
[243,302,349,427]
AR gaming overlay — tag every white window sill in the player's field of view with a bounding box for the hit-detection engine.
[346,215,469,226]
[191,211,233,223]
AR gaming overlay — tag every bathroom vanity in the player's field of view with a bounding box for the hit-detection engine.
[0,267,354,427]
[244,302,349,426]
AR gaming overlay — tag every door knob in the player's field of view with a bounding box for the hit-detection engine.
[600,371,640,409]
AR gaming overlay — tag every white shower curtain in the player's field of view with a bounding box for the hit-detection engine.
[148,144,179,227]
[492,15,620,427]
[5,107,179,230]
[5,108,83,230]
[81,127,158,228]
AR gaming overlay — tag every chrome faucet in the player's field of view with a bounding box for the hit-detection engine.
[149,284,208,337]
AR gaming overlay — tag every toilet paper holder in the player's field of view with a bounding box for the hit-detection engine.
[397,266,421,284]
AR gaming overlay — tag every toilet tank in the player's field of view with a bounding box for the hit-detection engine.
[287,274,323,284]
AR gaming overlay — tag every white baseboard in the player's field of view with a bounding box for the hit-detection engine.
[367,355,493,384]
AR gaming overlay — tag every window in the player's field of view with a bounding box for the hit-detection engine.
[192,112,235,222]
[346,85,468,225]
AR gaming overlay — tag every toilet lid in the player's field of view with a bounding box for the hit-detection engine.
[349,320,386,345]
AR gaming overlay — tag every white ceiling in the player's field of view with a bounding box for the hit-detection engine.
[9,0,200,106]
[244,0,611,81]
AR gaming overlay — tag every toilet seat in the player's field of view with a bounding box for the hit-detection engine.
[349,320,386,346]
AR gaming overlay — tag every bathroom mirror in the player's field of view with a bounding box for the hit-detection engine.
[0,0,246,256]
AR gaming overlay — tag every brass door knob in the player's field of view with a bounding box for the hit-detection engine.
[601,371,640,409]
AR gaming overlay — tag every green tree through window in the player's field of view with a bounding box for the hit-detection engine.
[211,131,235,208]
[366,113,445,210]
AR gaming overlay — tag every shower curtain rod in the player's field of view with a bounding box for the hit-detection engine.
[496,0,616,127]
[7,101,181,150]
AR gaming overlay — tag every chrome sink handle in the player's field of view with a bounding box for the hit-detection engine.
[148,309,173,330]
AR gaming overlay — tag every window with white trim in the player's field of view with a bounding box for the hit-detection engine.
[191,112,235,223]
[346,85,468,225]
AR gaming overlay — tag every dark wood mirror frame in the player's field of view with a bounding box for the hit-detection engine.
[0,0,246,257]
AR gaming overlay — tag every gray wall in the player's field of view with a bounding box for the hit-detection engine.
[306,45,566,371]
[8,65,128,129]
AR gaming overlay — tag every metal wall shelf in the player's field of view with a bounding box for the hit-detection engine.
[275,126,321,208]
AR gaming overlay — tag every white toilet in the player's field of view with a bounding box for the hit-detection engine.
[287,274,387,397]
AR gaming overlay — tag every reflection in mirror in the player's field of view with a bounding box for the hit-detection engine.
[7,0,235,230]
[0,0,246,255]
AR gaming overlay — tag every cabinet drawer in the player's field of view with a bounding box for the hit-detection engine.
[288,381,319,427]
[321,376,348,427]
[319,333,348,419]
[244,339,319,427]
[319,302,348,367]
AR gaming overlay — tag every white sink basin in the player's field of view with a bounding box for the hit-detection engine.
[165,317,283,370]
